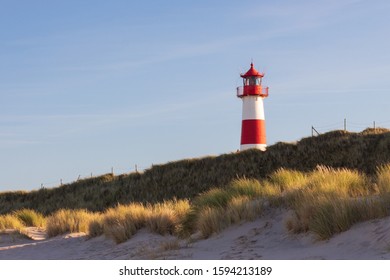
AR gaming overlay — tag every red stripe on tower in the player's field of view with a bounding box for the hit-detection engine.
[236,62,269,151]
[241,119,266,145]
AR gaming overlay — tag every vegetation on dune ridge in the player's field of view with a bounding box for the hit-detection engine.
[1,164,390,242]
[1,128,390,215]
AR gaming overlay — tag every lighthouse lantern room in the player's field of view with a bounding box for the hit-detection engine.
[237,63,269,151]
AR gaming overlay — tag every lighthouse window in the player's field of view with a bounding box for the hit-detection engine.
[244,77,261,86]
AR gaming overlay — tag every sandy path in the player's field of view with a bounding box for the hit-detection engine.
[0,209,389,260]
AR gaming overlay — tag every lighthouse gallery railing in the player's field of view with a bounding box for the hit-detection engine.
[236,86,269,97]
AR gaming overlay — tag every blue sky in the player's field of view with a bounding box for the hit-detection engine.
[1,0,390,191]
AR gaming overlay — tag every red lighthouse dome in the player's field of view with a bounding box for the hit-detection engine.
[237,63,269,98]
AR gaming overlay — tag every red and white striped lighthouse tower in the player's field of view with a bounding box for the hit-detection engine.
[237,63,269,151]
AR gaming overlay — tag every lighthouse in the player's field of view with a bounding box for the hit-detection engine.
[237,63,269,151]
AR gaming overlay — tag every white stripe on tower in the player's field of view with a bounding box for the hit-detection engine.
[242,96,265,120]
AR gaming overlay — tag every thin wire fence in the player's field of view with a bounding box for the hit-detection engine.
[311,118,389,136]
[39,164,148,190]
[39,120,390,189]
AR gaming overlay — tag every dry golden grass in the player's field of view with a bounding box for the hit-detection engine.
[101,200,191,243]
[194,166,377,240]
[146,199,190,236]
[102,203,151,244]
[307,166,371,197]
[283,167,388,239]
[193,184,264,238]
[0,214,24,231]
[268,168,308,192]
[228,178,263,198]
[285,191,319,233]
[0,209,46,232]
[46,209,98,237]
[193,196,262,239]
[0,166,384,242]
[193,188,233,209]
[13,209,46,228]
[196,207,228,238]
[0,162,387,243]
[307,197,388,240]
[2,128,390,217]
[87,214,104,238]
[226,196,262,224]
[376,164,390,194]
[147,206,178,235]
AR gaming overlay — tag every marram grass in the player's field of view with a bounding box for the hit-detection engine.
[0,214,24,231]
[2,128,390,215]
[376,164,390,194]
[46,209,99,237]
[146,199,190,236]
[268,168,308,192]
[101,200,191,244]
[102,203,151,244]
[87,214,104,238]
[1,163,390,242]
[283,167,389,239]
[196,207,228,238]
[306,166,371,197]
[226,196,262,224]
[308,197,388,240]
[47,166,390,241]
[13,209,46,228]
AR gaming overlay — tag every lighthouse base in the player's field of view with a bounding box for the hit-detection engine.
[240,143,267,151]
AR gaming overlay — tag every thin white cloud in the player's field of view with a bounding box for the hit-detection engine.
[55,34,257,73]
[242,0,366,38]
[0,89,229,146]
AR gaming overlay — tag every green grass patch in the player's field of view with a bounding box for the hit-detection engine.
[268,168,308,192]
[13,209,46,228]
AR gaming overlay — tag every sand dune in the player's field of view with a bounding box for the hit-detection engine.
[1,209,389,260]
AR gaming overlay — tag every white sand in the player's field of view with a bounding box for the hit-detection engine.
[1,209,389,260]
